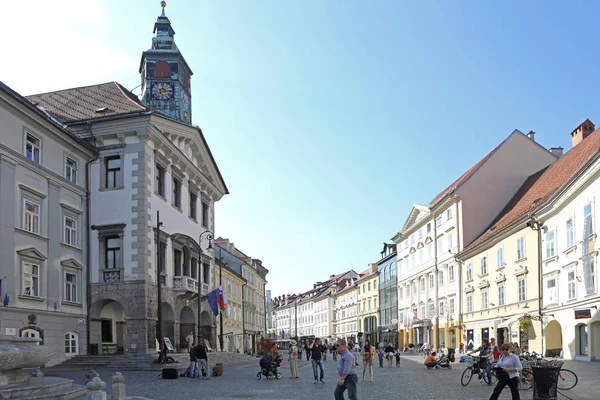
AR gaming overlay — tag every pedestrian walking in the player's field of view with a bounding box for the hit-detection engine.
[309,338,325,384]
[489,343,522,400]
[361,340,374,382]
[186,332,194,353]
[384,344,394,367]
[298,342,303,361]
[334,339,358,400]
[189,343,198,378]
[289,339,299,379]
[377,348,384,368]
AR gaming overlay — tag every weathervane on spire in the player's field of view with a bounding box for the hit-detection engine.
[160,1,166,16]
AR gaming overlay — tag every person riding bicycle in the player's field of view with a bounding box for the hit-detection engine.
[468,339,493,384]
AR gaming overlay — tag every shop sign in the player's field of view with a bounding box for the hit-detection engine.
[574,309,591,319]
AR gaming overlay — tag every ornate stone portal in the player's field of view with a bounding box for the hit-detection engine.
[0,335,52,386]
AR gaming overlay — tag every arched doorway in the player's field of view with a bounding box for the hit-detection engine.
[90,299,126,354]
[545,320,562,357]
[201,310,212,344]
[180,306,196,349]
[590,321,600,361]
[162,303,175,348]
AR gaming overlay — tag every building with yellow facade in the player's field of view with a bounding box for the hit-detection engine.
[357,264,379,345]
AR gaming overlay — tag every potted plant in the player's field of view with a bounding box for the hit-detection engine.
[519,318,531,333]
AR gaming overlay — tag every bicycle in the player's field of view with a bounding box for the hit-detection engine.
[518,355,577,391]
[460,356,496,386]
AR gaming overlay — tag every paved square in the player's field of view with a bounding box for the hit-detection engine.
[42,355,571,399]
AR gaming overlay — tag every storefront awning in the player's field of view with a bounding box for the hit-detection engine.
[497,314,522,329]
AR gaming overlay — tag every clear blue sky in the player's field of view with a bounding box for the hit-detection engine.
[4,0,599,296]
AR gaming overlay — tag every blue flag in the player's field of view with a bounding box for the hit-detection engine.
[206,288,219,316]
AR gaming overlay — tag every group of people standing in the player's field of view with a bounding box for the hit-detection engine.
[185,332,210,379]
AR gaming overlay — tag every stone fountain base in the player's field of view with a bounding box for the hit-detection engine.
[0,335,52,387]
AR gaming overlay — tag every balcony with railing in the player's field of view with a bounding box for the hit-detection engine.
[103,268,122,283]
[173,276,198,295]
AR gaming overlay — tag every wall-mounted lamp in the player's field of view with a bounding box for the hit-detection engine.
[592,305,598,310]
[490,303,496,307]
[576,276,582,282]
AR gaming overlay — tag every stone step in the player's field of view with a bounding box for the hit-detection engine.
[0,377,74,399]
[12,385,87,400]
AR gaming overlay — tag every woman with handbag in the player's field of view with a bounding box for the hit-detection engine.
[489,343,522,400]
[362,340,374,382]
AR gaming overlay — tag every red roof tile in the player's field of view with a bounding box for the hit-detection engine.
[465,128,600,251]
[26,82,147,123]
[430,140,506,206]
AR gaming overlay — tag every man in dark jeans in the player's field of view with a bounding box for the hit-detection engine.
[309,338,325,384]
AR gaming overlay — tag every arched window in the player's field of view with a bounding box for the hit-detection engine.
[21,328,41,339]
[65,331,79,356]
[155,61,169,78]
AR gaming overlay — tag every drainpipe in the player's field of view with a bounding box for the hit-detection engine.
[432,211,439,350]
[455,199,463,351]
[85,123,99,355]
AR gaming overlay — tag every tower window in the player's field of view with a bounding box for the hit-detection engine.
[155,61,169,78]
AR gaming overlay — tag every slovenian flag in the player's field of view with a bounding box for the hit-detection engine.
[206,286,228,317]
[216,286,228,318]
[0,278,9,307]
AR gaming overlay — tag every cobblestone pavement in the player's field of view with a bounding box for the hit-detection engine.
[43,355,584,400]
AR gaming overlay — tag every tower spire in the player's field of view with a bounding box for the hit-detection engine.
[160,1,166,17]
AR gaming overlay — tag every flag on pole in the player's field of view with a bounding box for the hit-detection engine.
[1,278,9,307]
[220,290,229,319]
[3,292,8,307]
[206,288,219,316]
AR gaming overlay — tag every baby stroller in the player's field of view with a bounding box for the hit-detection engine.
[257,354,282,380]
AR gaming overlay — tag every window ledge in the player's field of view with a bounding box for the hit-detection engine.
[61,242,82,251]
[563,245,577,255]
[99,186,125,192]
[584,292,598,298]
[566,297,578,303]
[18,295,45,302]
[543,255,559,264]
[496,265,505,271]
[172,205,183,213]
[189,216,198,224]
[14,228,49,241]
[515,257,527,263]
[61,300,83,307]
[155,193,167,203]
[478,273,489,278]
[465,278,473,284]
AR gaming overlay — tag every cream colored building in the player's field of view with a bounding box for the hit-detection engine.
[357,264,379,345]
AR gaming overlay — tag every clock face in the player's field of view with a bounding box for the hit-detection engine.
[151,82,174,100]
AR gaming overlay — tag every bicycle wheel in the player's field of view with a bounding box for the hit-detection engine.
[518,370,533,390]
[557,369,578,390]
[483,370,497,385]
[461,368,474,386]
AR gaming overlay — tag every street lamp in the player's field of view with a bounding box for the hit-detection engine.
[197,230,213,346]
[526,214,545,355]
[155,211,165,363]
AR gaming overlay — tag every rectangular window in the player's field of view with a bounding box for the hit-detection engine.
[481,290,488,310]
[546,230,556,259]
[23,262,39,297]
[429,274,434,288]
[399,287,403,299]
[25,133,41,163]
[568,271,576,300]
[516,236,526,259]
[23,199,40,234]
[584,203,593,232]
[65,273,78,302]
[447,232,453,252]
[65,157,78,183]
[427,243,433,260]
[189,191,197,220]
[427,223,431,233]
[518,278,526,302]
[437,237,443,255]
[418,228,423,239]
[466,294,473,313]
[172,178,181,208]
[420,278,425,291]
[480,256,487,276]
[447,208,453,220]
[105,157,121,188]
[498,286,505,306]
[449,265,455,282]
[466,263,472,281]
[547,278,557,304]
[497,247,504,269]
[410,234,415,244]
[436,216,442,227]
[105,236,120,269]
[64,216,77,246]
[155,164,165,196]
[438,270,444,285]
[449,298,455,315]
[566,218,574,248]
[202,202,209,228]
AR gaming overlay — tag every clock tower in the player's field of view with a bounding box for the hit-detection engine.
[140,1,193,124]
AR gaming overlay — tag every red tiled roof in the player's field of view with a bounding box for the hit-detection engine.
[26,82,148,123]
[429,140,506,206]
[465,128,600,251]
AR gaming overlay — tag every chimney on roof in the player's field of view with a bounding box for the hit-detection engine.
[571,119,595,148]
[549,147,564,158]
[527,131,536,141]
